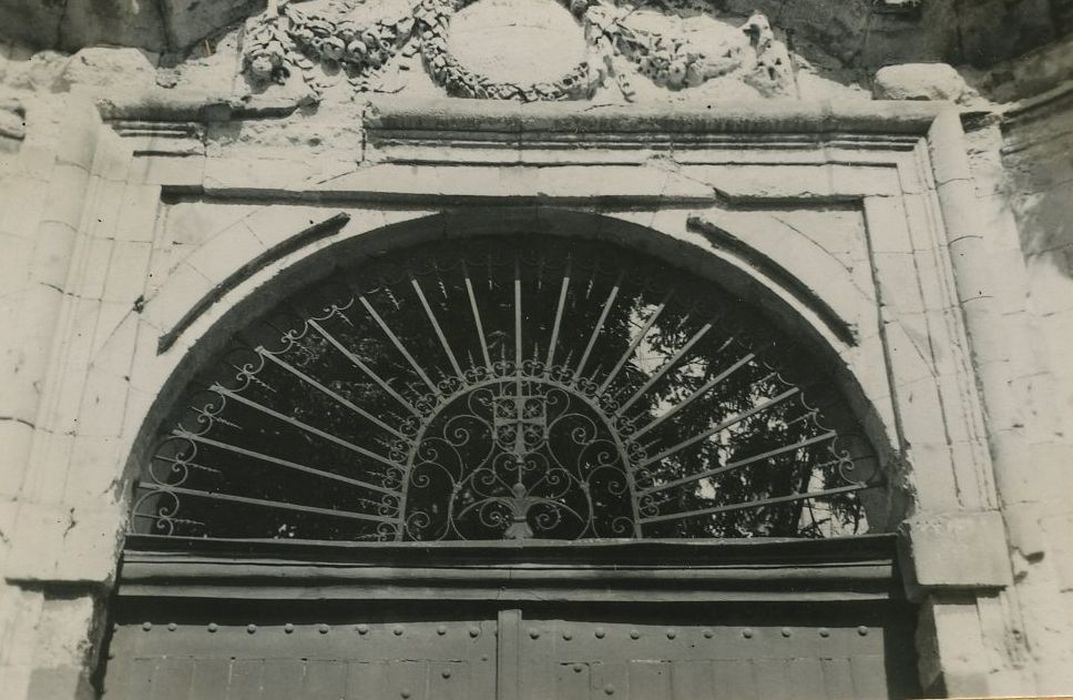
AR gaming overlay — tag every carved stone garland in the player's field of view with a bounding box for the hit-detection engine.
[242,0,795,101]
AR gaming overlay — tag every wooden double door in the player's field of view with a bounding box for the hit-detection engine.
[103,598,918,700]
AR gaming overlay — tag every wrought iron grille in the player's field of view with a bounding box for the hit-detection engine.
[131,236,880,542]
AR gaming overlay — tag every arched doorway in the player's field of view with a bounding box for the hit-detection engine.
[103,233,917,699]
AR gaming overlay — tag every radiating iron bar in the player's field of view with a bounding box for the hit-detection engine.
[359,295,441,396]
[176,430,397,496]
[545,259,572,370]
[637,386,800,468]
[638,483,872,525]
[596,293,670,395]
[151,485,396,523]
[211,385,403,469]
[631,352,755,439]
[616,322,713,415]
[411,276,464,380]
[462,262,493,371]
[639,430,837,496]
[514,257,523,368]
[308,319,422,418]
[258,350,408,440]
[575,272,624,381]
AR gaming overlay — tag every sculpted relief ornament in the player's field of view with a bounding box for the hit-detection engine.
[242,0,795,101]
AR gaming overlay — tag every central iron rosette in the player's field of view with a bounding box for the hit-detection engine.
[403,374,633,540]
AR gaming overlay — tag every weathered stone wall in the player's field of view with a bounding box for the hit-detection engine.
[1,2,1072,698]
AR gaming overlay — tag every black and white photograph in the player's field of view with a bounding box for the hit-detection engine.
[0,0,1071,697]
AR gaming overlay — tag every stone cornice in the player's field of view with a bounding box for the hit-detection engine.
[363,97,947,136]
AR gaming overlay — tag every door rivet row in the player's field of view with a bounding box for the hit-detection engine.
[284,623,295,634]
[208,623,218,633]
[357,624,369,634]
[442,670,452,679]
[247,624,257,634]
[529,628,540,639]
[141,622,152,631]
[167,622,177,632]
[819,628,830,637]
[594,627,606,639]
[629,629,640,639]
[562,631,573,640]
[604,683,616,695]
[318,624,330,634]
[742,628,754,639]
[436,625,447,636]
[393,625,405,636]
[781,627,792,637]
[858,626,869,636]
[666,629,677,639]
[469,626,480,638]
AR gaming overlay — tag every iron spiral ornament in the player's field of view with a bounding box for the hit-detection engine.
[131,236,880,543]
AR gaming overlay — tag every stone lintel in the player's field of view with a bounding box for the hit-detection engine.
[899,510,1013,595]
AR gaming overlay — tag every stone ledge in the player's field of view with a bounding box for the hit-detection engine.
[365,97,946,136]
[899,510,1013,596]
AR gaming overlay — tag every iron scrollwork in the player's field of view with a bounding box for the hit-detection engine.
[131,236,880,543]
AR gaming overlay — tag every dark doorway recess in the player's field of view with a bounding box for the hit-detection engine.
[104,536,918,699]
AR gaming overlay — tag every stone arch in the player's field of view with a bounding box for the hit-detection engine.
[123,205,905,538]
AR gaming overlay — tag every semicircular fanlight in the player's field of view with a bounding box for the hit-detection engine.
[131,235,881,543]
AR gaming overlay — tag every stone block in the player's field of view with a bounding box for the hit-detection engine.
[52,504,123,584]
[114,184,162,243]
[243,205,344,248]
[31,594,99,666]
[90,131,132,183]
[139,260,214,333]
[55,48,156,93]
[0,232,32,297]
[47,296,102,435]
[0,286,63,423]
[0,176,49,238]
[874,63,975,103]
[66,434,122,496]
[203,157,311,194]
[829,164,902,196]
[75,367,130,439]
[0,586,45,668]
[41,164,91,230]
[0,420,34,498]
[15,143,57,182]
[165,201,257,247]
[129,154,205,187]
[901,510,1013,590]
[91,304,137,374]
[918,596,992,696]
[874,251,926,314]
[29,220,77,289]
[78,236,114,301]
[864,195,914,254]
[183,223,265,286]
[27,666,95,700]
[101,240,152,304]
[4,502,68,581]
